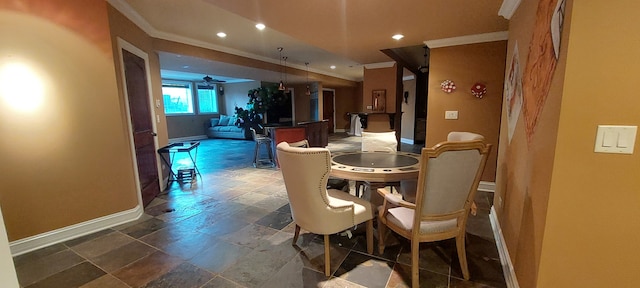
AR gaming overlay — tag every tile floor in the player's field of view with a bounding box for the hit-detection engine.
[13,134,506,288]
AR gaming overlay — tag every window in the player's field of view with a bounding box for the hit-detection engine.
[162,81,193,115]
[196,85,219,114]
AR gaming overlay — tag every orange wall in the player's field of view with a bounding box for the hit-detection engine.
[0,0,139,240]
[426,41,506,182]
[363,65,397,113]
[334,85,361,131]
[496,0,640,287]
[537,0,640,286]
[494,0,565,285]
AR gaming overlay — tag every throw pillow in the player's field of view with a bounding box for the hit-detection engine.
[228,115,237,126]
[218,115,230,126]
[210,118,220,127]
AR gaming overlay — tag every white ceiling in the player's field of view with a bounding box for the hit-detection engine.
[109,0,509,84]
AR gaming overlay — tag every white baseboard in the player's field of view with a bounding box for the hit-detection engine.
[10,205,144,256]
[335,128,346,133]
[168,135,208,142]
[400,138,414,145]
[490,206,520,288]
[478,181,496,192]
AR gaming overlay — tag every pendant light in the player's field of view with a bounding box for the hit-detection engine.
[277,47,286,90]
[283,56,288,90]
[418,46,429,73]
[305,62,311,96]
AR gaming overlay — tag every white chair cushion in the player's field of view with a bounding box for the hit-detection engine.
[328,189,373,225]
[386,207,457,234]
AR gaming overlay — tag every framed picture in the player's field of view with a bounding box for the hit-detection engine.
[372,89,386,112]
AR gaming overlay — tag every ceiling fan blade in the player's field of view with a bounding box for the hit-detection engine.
[202,75,225,84]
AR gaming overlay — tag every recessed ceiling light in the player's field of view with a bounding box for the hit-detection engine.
[330,65,336,69]
[182,65,190,69]
[392,34,404,40]
[255,23,266,30]
[217,32,227,38]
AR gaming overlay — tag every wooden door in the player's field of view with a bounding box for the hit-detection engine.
[122,49,160,207]
[322,90,335,133]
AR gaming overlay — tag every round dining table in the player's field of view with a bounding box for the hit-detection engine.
[330,150,421,182]
[330,151,421,206]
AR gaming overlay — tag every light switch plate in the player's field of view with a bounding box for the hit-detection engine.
[445,110,458,120]
[594,125,637,154]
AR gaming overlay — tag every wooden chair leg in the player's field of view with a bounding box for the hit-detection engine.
[324,234,331,276]
[377,217,386,254]
[292,224,301,245]
[456,234,470,280]
[366,219,374,254]
[411,240,419,288]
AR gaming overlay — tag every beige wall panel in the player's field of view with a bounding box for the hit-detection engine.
[0,1,138,241]
[334,86,360,131]
[537,0,640,286]
[426,41,506,182]
[363,65,397,113]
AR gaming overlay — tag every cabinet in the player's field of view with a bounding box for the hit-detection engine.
[298,120,329,147]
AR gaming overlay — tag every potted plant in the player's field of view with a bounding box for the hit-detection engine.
[234,85,288,133]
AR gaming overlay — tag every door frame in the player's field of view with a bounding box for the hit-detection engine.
[116,38,162,207]
[322,88,336,132]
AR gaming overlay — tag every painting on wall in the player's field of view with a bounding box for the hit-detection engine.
[372,89,386,112]
[506,42,523,143]
[522,0,566,143]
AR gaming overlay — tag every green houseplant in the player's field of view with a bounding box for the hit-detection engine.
[234,85,288,132]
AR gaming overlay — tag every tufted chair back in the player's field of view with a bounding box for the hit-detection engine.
[276,142,371,235]
[277,142,374,276]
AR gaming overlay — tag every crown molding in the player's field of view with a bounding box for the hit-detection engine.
[424,31,509,49]
[498,0,522,20]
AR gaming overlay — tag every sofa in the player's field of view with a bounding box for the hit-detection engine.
[205,115,251,140]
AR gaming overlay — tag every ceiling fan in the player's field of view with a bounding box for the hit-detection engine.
[202,75,226,85]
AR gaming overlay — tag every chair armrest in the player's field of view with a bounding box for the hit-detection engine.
[377,188,415,209]
[327,189,355,209]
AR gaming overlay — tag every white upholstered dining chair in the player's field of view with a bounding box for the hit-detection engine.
[361,131,398,152]
[377,140,491,288]
[399,131,486,203]
[356,131,400,198]
[276,142,374,276]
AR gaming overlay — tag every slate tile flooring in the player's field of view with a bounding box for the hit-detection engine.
[13,134,506,288]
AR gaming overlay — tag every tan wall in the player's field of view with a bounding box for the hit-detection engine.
[334,86,360,131]
[0,1,139,241]
[537,1,640,286]
[496,0,640,287]
[363,65,397,113]
[494,0,561,286]
[426,41,506,182]
[285,83,308,123]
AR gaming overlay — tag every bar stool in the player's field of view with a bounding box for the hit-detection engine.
[251,128,275,168]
